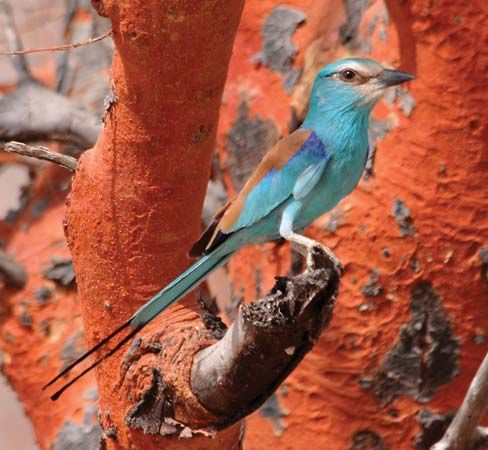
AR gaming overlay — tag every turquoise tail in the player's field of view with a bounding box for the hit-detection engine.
[130,249,232,328]
[44,246,233,400]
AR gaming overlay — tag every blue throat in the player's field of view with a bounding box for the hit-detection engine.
[301,83,373,155]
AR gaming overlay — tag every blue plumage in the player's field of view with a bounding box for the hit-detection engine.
[45,58,414,399]
[229,131,330,233]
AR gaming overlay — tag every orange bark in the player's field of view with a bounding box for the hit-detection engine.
[215,0,488,448]
[64,1,244,448]
[1,165,91,450]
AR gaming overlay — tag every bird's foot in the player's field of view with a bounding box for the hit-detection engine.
[284,233,342,273]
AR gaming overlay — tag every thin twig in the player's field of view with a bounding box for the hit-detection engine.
[0,28,112,56]
[431,352,488,450]
[0,0,30,79]
[4,141,77,171]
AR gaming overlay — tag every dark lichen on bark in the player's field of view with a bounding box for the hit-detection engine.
[258,392,289,436]
[42,257,76,287]
[253,5,306,91]
[349,429,387,450]
[391,197,416,237]
[226,100,279,190]
[374,281,460,404]
[413,409,455,449]
[52,404,103,450]
[361,269,384,298]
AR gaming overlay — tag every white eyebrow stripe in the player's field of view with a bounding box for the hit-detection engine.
[333,60,383,77]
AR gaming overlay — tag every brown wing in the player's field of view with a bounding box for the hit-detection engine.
[188,202,231,258]
[188,129,312,257]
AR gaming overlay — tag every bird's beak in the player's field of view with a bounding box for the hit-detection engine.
[379,69,415,87]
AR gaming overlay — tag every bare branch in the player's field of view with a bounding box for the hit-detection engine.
[0,2,104,148]
[0,28,112,56]
[191,243,339,426]
[0,80,101,147]
[4,141,77,171]
[431,353,488,450]
[0,250,27,288]
[0,0,30,80]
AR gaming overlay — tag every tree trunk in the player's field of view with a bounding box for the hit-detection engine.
[64,0,246,448]
[215,0,488,448]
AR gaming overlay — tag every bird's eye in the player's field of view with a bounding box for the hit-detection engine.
[340,69,357,82]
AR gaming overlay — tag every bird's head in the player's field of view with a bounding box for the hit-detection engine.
[310,58,414,113]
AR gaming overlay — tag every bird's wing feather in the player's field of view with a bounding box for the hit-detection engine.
[188,202,230,257]
[293,158,329,200]
[190,129,330,256]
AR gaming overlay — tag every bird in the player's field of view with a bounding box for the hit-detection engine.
[44,57,414,400]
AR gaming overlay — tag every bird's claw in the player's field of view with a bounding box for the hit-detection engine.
[284,233,342,275]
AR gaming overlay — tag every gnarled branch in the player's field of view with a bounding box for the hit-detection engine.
[116,241,339,438]
[191,244,338,426]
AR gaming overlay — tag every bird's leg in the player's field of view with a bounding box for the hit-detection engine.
[279,202,342,271]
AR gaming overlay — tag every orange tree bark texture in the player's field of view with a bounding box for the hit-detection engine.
[1,1,247,450]
[64,1,246,449]
[0,165,95,450]
[0,1,487,450]
[0,5,106,449]
[211,0,488,449]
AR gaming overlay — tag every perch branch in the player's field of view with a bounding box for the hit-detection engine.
[431,352,488,450]
[4,141,77,171]
[0,28,112,56]
[0,250,27,288]
[0,0,30,80]
[191,242,339,426]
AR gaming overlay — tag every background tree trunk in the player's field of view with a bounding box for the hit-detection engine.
[212,0,488,448]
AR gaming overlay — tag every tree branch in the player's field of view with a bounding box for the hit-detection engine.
[64,0,246,447]
[191,243,339,426]
[0,80,101,147]
[431,353,488,450]
[0,28,112,56]
[0,0,30,80]
[4,141,77,171]
[0,1,102,148]
[116,242,339,437]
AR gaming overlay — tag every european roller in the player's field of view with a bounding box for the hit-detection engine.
[45,58,414,399]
